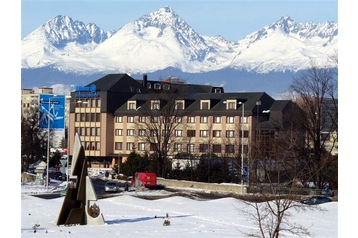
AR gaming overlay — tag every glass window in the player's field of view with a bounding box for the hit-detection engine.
[174,143,182,152]
[127,116,135,123]
[213,130,221,137]
[115,142,122,150]
[176,101,184,110]
[213,116,221,123]
[241,117,248,124]
[96,142,100,150]
[80,127,85,136]
[176,117,182,123]
[96,113,100,122]
[127,129,134,136]
[200,116,208,123]
[226,116,235,123]
[127,142,134,151]
[187,116,195,123]
[129,102,136,110]
[139,129,146,136]
[225,144,235,153]
[187,144,195,153]
[213,144,221,153]
[115,129,122,136]
[228,102,236,109]
[187,130,196,137]
[152,102,160,110]
[85,141,90,150]
[151,116,158,123]
[240,130,249,138]
[116,116,123,123]
[200,130,209,137]
[91,127,96,136]
[150,130,158,136]
[138,143,146,151]
[139,116,146,123]
[226,130,235,138]
[201,102,209,110]
[91,113,96,122]
[75,113,80,122]
[199,144,209,153]
[96,127,100,136]
[175,130,183,137]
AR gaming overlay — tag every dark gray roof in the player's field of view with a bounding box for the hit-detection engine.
[85,74,149,94]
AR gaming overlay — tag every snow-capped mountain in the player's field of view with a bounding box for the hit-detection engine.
[21,6,338,75]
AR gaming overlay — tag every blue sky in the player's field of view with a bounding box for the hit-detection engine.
[21,0,338,41]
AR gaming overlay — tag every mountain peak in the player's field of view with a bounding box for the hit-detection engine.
[38,15,111,47]
[160,5,174,13]
[138,5,181,28]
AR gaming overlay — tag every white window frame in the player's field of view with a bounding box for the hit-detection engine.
[127,129,134,136]
[226,116,235,124]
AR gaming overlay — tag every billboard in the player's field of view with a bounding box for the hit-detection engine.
[39,94,65,129]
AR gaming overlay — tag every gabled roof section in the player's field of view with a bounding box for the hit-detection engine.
[269,100,291,112]
[86,74,148,93]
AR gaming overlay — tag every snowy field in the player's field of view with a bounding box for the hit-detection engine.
[20,172,339,238]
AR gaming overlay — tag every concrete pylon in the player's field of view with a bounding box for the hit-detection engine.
[56,133,105,226]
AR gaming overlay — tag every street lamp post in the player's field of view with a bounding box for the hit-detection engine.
[118,153,122,175]
[46,103,51,191]
[239,101,245,194]
[45,95,57,191]
[65,96,72,182]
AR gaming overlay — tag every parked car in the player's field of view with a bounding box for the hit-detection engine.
[50,172,64,180]
[299,196,332,205]
[104,181,118,192]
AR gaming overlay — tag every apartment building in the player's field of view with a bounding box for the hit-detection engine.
[68,74,291,169]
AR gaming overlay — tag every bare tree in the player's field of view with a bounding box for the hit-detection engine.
[238,124,321,238]
[21,105,51,172]
[137,83,192,177]
[288,58,338,189]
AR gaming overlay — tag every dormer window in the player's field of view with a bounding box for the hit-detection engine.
[224,100,237,110]
[154,83,161,90]
[151,100,160,110]
[163,84,170,90]
[127,101,136,110]
[214,88,222,93]
[147,83,152,89]
[228,102,236,109]
[175,100,184,110]
[201,100,210,110]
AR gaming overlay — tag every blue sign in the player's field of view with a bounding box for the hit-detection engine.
[39,94,65,129]
[242,166,248,179]
[74,84,99,98]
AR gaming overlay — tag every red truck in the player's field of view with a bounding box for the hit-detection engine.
[132,172,157,188]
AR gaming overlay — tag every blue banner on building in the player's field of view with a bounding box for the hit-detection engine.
[242,166,248,179]
[39,94,65,129]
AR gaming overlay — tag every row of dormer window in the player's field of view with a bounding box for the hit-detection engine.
[115,115,248,124]
[127,98,243,111]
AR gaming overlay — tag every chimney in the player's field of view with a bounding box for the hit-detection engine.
[143,74,147,87]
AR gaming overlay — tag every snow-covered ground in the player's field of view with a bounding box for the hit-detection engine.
[20,170,339,238]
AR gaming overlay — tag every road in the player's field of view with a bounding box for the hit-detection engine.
[32,178,230,200]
